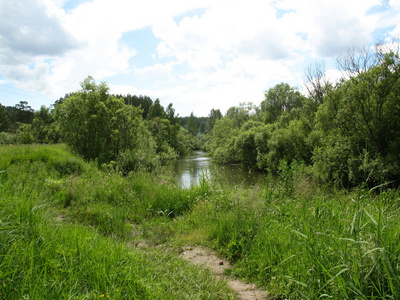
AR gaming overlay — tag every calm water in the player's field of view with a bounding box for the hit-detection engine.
[166,150,264,188]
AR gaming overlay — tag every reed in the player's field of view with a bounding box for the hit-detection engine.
[0,145,235,299]
[2,144,399,299]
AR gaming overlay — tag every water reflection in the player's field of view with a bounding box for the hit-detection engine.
[166,150,263,188]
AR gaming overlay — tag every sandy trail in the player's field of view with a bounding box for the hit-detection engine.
[179,246,268,300]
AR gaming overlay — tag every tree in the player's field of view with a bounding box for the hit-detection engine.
[304,61,332,106]
[205,108,222,132]
[234,121,263,167]
[147,99,166,119]
[32,105,59,143]
[187,112,198,136]
[0,104,10,132]
[314,47,400,186]
[14,101,34,124]
[225,103,256,128]
[261,83,305,124]
[56,76,150,166]
[123,94,153,119]
[165,103,176,121]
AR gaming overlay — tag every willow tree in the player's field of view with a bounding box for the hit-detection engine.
[56,76,156,168]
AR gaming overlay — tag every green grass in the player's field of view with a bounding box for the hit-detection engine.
[1,144,400,299]
[174,166,400,299]
[0,145,235,299]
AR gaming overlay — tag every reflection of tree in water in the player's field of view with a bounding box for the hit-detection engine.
[170,150,263,188]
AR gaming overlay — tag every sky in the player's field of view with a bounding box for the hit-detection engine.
[0,0,399,117]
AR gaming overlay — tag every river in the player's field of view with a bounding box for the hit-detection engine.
[166,150,264,188]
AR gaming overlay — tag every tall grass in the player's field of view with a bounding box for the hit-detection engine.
[2,144,399,299]
[0,145,236,299]
[175,162,400,299]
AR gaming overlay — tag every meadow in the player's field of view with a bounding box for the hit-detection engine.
[1,144,399,299]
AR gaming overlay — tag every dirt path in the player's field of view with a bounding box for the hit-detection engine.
[179,246,268,300]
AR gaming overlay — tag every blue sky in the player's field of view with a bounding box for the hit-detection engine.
[0,0,399,116]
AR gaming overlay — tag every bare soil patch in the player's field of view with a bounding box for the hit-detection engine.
[179,246,268,300]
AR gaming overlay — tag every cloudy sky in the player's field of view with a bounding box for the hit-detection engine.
[0,0,399,116]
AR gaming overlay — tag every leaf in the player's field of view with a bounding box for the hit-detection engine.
[291,229,308,239]
[363,208,377,227]
[286,275,308,287]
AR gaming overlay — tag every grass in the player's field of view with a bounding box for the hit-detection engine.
[1,144,400,299]
[0,145,236,299]
[166,162,400,299]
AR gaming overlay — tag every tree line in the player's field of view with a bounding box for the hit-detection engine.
[1,43,398,186]
[0,77,201,172]
[201,44,400,187]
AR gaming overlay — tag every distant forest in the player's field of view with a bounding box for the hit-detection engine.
[1,44,399,187]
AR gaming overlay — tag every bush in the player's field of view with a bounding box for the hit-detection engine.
[0,132,17,144]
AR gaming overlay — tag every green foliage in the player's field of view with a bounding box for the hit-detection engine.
[56,77,196,168]
[261,83,305,124]
[263,120,311,172]
[187,112,198,136]
[32,106,60,143]
[56,76,157,171]
[3,144,400,299]
[147,98,166,119]
[16,123,34,144]
[178,163,400,299]
[314,51,400,186]
[176,126,198,154]
[204,45,400,187]
[0,103,10,131]
[146,117,178,160]
[205,118,239,163]
[205,108,222,132]
[122,94,153,119]
[0,145,237,299]
[234,121,263,166]
[0,132,17,144]
[14,100,34,124]
[225,102,256,128]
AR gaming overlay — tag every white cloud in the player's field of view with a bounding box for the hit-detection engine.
[389,0,400,37]
[280,0,380,57]
[0,0,397,115]
[0,0,78,63]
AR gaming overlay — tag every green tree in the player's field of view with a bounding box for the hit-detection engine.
[14,101,34,124]
[32,106,59,143]
[187,112,198,136]
[261,83,305,124]
[234,120,263,167]
[123,94,153,119]
[205,108,222,132]
[16,123,34,144]
[146,117,177,160]
[206,118,239,163]
[314,49,400,186]
[0,104,10,132]
[56,76,153,167]
[147,99,166,119]
[225,102,256,128]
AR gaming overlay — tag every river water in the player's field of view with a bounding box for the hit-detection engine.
[166,150,264,188]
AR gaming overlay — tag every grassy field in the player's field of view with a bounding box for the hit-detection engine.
[1,144,399,299]
[0,145,235,299]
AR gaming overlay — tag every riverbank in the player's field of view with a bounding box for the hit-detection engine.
[1,144,399,299]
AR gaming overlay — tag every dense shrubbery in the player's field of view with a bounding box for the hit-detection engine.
[0,77,197,173]
[1,44,399,186]
[203,46,400,187]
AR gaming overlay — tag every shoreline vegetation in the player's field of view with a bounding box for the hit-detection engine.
[1,44,399,298]
[1,144,399,299]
